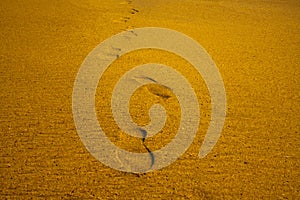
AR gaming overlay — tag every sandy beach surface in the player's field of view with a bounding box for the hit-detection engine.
[1,0,299,199]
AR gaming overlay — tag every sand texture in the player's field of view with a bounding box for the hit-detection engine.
[0,0,299,199]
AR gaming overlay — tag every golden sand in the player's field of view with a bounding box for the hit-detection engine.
[0,0,299,199]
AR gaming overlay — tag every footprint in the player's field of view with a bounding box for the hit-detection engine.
[138,128,155,169]
[132,76,157,84]
[130,8,139,14]
[131,76,172,99]
[147,85,172,99]
[114,128,155,173]
[113,16,130,23]
[121,26,135,32]
[122,17,130,22]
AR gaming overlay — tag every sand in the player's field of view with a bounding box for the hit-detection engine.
[0,0,299,199]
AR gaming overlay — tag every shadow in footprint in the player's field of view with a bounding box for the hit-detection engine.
[139,128,155,168]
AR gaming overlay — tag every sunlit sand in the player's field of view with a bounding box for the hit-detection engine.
[0,0,299,198]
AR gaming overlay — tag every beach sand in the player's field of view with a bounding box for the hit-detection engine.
[0,0,299,199]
